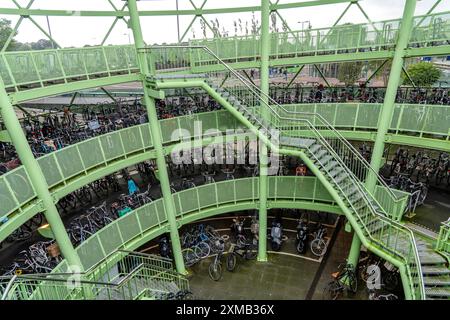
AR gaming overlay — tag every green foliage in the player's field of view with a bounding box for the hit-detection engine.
[337,61,363,86]
[0,18,18,51]
[0,18,54,51]
[403,62,442,87]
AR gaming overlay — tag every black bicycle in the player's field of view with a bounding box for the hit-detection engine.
[226,241,257,272]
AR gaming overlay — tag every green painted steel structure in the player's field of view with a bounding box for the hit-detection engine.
[0,0,449,300]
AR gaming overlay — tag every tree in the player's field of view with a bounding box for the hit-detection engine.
[368,59,392,86]
[403,61,441,87]
[337,61,363,86]
[0,18,18,51]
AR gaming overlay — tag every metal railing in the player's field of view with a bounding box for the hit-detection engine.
[0,45,139,91]
[0,249,188,300]
[189,10,449,64]
[436,218,450,255]
[144,45,425,299]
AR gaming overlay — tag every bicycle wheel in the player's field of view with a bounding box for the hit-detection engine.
[245,245,258,260]
[296,240,306,254]
[226,253,237,272]
[208,261,223,281]
[322,281,341,300]
[310,239,327,257]
[194,242,210,259]
[182,248,197,267]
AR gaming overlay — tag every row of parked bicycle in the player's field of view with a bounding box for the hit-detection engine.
[323,250,401,300]
[266,84,450,105]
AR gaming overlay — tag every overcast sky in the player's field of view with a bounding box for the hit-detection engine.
[0,0,448,47]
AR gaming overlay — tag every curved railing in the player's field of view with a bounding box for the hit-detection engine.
[1,10,448,99]
[0,106,443,240]
[0,45,139,92]
[189,10,450,66]
[52,176,338,272]
[151,45,426,298]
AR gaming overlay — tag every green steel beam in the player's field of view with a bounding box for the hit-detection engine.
[355,1,379,33]
[1,0,35,52]
[286,65,304,89]
[313,64,331,88]
[27,16,61,49]
[0,79,82,270]
[415,0,442,28]
[257,0,271,263]
[100,87,118,104]
[0,1,356,17]
[10,73,141,104]
[242,70,256,87]
[402,66,417,88]
[128,0,186,275]
[367,0,417,193]
[365,59,388,85]
[347,232,362,267]
[318,1,353,46]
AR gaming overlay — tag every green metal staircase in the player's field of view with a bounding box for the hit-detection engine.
[147,45,450,300]
[0,250,190,300]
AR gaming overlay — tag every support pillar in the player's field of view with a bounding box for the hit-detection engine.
[127,0,186,274]
[347,232,362,267]
[366,0,417,192]
[0,80,82,270]
[257,0,270,262]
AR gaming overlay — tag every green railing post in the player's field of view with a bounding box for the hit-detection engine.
[366,0,417,192]
[127,0,186,274]
[257,0,270,263]
[0,79,82,270]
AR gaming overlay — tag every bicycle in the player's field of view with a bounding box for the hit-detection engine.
[323,263,358,300]
[208,238,225,281]
[310,223,328,257]
[226,241,257,272]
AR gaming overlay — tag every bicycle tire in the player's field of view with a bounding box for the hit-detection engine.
[226,253,237,271]
[310,239,327,257]
[194,242,210,259]
[245,246,258,260]
[182,248,197,267]
[208,261,223,281]
[323,281,341,300]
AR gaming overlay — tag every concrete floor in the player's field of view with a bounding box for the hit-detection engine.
[184,217,372,300]
[411,186,450,231]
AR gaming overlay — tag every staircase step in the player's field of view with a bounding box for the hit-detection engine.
[425,286,450,298]
[309,143,322,154]
[334,173,349,184]
[280,137,316,149]
[324,161,338,172]
[419,251,447,265]
[315,149,328,160]
[422,265,450,276]
[315,155,333,166]
[424,276,450,286]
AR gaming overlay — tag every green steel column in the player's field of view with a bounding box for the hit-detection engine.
[127,0,186,274]
[347,232,362,267]
[257,0,270,262]
[0,80,82,270]
[366,0,417,192]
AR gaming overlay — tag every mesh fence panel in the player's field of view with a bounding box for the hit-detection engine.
[5,167,34,204]
[32,51,64,80]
